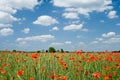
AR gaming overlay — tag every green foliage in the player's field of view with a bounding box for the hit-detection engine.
[48,47,56,53]
[37,50,41,53]
[60,49,64,53]
[12,50,16,52]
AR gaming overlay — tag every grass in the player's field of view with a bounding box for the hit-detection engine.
[0,51,120,80]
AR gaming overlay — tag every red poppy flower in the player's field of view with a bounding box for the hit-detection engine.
[50,75,54,80]
[62,76,68,80]
[1,70,7,74]
[17,70,24,76]
[92,72,100,78]
[29,77,34,80]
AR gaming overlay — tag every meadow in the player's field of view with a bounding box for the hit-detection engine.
[0,51,120,80]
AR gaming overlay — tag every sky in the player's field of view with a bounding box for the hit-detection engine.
[0,0,120,51]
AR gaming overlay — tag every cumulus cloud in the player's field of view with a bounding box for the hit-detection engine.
[52,26,59,31]
[91,41,99,44]
[62,12,79,19]
[0,0,39,14]
[96,38,104,41]
[0,28,14,36]
[0,11,18,24]
[53,0,113,16]
[63,24,83,30]
[107,11,118,19]
[0,0,39,28]
[50,41,72,46]
[33,15,58,26]
[50,42,64,46]
[64,41,72,44]
[0,24,12,28]
[22,28,30,34]
[79,42,85,45]
[116,23,120,26]
[100,20,105,23]
[104,38,120,43]
[16,34,55,43]
[102,32,116,38]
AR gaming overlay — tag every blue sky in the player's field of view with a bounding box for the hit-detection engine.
[0,0,120,51]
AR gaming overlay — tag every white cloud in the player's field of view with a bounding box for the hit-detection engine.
[96,38,103,41]
[50,42,64,46]
[53,0,111,8]
[16,34,55,42]
[18,41,27,45]
[102,32,116,38]
[0,28,14,36]
[50,41,72,46]
[104,38,120,43]
[107,11,118,19]
[76,35,81,38]
[0,0,39,28]
[65,8,90,17]
[0,0,39,14]
[100,20,105,23]
[53,0,113,16]
[0,24,12,28]
[91,41,98,44]
[0,11,18,24]
[82,28,88,32]
[79,42,85,45]
[63,24,83,30]
[65,41,72,44]
[116,23,120,26]
[22,28,30,34]
[52,26,59,31]
[62,12,79,19]
[33,15,58,26]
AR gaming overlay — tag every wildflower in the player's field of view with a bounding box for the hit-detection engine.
[50,75,54,80]
[108,74,112,78]
[92,72,100,78]
[113,71,117,76]
[69,57,75,61]
[62,76,68,80]
[85,70,88,76]
[10,52,13,54]
[1,70,7,74]
[17,70,24,76]
[2,63,6,67]
[29,77,34,80]
[75,73,79,77]
[31,53,38,59]
[103,66,109,70]
[56,75,61,80]
[59,61,66,66]
[104,76,109,80]
[7,63,11,67]
[41,66,45,72]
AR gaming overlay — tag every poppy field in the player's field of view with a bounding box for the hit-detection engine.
[0,51,120,80]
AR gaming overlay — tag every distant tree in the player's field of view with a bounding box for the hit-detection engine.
[12,50,16,52]
[65,51,69,53]
[60,49,64,53]
[49,47,56,53]
[37,50,41,53]
[46,50,48,53]
[119,50,120,52]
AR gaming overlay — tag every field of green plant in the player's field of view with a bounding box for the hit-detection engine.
[0,51,120,80]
